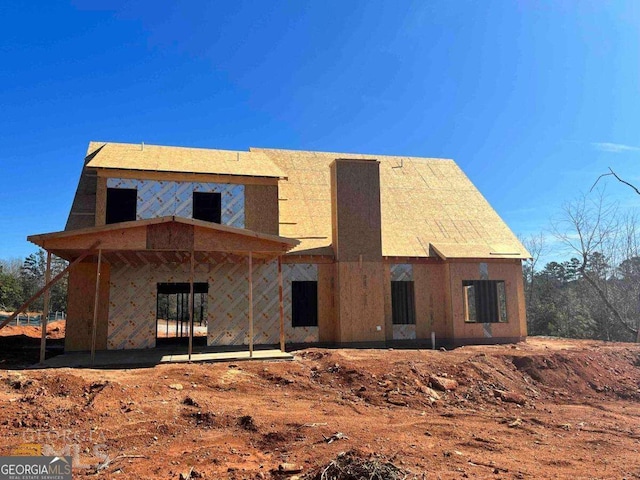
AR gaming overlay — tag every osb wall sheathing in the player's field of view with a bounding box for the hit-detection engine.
[335,262,386,343]
[317,263,337,342]
[447,261,526,342]
[95,176,107,226]
[383,266,393,341]
[245,184,279,235]
[254,148,529,258]
[330,160,382,262]
[413,263,452,341]
[106,261,320,350]
[65,262,110,352]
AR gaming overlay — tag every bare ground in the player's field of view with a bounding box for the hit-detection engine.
[0,329,639,479]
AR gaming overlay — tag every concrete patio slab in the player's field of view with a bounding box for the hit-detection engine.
[39,347,293,369]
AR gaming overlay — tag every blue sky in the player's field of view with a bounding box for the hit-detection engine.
[1,1,639,262]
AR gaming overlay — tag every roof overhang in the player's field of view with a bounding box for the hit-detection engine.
[28,216,300,262]
[430,242,531,260]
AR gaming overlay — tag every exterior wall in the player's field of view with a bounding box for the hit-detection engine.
[106,178,245,228]
[330,159,386,343]
[334,262,386,343]
[447,260,526,344]
[106,262,209,349]
[245,184,279,235]
[317,263,337,342]
[414,262,452,342]
[105,261,320,350]
[207,262,318,345]
[65,262,110,352]
[385,262,452,344]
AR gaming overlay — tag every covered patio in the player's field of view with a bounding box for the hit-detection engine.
[25,216,300,364]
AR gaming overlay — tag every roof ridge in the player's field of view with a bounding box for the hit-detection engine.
[252,146,453,162]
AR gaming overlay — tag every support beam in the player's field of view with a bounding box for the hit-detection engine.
[248,252,254,358]
[188,250,195,361]
[278,256,285,352]
[39,252,52,364]
[0,241,101,330]
[90,249,102,363]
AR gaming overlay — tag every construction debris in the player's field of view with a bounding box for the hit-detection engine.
[302,450,413,480]
[323,432,348,444]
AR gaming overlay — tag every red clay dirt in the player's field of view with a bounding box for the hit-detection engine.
[0,333,639,479]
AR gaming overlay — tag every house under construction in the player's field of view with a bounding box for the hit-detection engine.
[27,142,530,357]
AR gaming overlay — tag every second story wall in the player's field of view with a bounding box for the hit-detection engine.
[87,171,280,235]
[105,178,246,227]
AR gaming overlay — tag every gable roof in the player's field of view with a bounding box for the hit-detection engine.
[85,141,286,179]
[253,148,529,258]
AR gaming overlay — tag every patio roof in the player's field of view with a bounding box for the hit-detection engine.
[28,216,300,262]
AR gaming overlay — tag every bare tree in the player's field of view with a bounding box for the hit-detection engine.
[592,167,640,196]
[552,190,640,342]
[521,232,547,307]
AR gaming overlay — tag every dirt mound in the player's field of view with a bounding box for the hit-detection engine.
[510,349,640,400]
[0,320,66,339]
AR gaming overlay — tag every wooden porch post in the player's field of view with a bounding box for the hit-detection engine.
[39,251,52,364]
[278,256,285,352]
[90,249,102,364]
[188,250,195,361]
[248,252,253,358]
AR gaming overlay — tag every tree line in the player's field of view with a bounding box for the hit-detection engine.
[524,175,640,343]
[0,250,68,313]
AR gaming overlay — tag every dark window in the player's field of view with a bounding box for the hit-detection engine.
[193,192,222,223]
[106,188,137,224]
[463,280,507,323]
[157,283,209,295]
[391,281,416,325]
[292,281,318,327]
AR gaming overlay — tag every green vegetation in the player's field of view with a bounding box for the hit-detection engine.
[0,250,68,313]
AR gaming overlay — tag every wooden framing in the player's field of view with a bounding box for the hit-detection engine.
[248,252,254,358]
[95,175,107,227]
[188,250,195,360]
[278,256,285,351]
[38,252,52,364]
[90,249,102,363]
